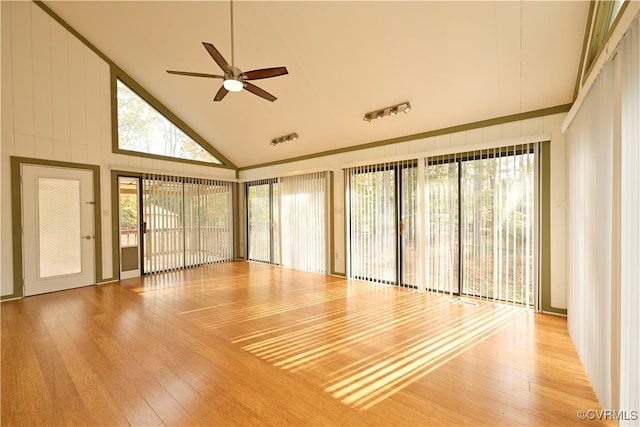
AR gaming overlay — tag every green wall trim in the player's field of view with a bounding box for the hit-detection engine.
[581,1,630,87]
[239,104,572,172]
[328,171,336,275]
[539,142,566,315]
[9,157,105,298]
[233,182,241,260]
[574,1,595,101]
[342,169,348,278]
[33,1,111,66]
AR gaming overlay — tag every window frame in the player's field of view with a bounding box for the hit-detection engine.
[581,0,628,86]
[111,69,235,169]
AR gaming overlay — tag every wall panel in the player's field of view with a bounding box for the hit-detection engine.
[50,19,70,142]
[31,6,53,140]
[10,2,35,137]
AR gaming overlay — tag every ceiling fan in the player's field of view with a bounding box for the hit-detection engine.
[166,0,288,102]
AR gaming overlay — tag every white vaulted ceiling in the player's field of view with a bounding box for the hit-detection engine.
[43,1,590,168]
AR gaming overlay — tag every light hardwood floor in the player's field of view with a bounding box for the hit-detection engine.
[1,261,611,426]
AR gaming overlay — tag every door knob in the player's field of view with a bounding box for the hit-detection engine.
[82,235,94,240]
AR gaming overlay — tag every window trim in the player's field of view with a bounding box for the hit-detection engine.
[111,68,236,169]
[581,0,629,86]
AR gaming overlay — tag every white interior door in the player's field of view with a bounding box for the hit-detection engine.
[22,165,95,296]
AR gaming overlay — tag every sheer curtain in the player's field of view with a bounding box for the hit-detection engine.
[566,57,615,410]
[620,16,640,421]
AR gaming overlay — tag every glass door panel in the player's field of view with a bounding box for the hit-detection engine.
[459,149,535,305]
[247,181,280,264]
[119,177,141,279]
[425,161,460,293]
[349,167,397,284]
[400,164,418,287]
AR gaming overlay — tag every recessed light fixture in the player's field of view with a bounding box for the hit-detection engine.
[270,132,299,146]
[363,102,411,122]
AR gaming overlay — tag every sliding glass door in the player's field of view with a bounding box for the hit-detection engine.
[247,180,280,264]
[347,144,537,306]
[348,166,397,284]
[246,173,329,273]
[459,148,535,305]
[347,161,417,287]
[142,174,234,274]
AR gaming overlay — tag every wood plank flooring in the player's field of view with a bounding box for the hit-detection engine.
[1,261,612,426]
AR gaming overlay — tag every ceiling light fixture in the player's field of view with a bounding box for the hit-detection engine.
[363,101,411,123]
[270,132,299,146]
[223,77,243,92]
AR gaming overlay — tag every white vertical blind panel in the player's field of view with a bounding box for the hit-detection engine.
[566,57,615,410]
[455,145,535,305]
[347,164,397,284]
[620,16,640,421]
[247,173,328,273]
[400,161,418,288]
[425,155,459,295]
[280,172,327,273]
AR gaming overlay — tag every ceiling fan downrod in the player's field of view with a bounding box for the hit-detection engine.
[229,0,235,72]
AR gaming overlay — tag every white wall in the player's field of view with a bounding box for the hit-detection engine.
[239,112,569,311]
[1,2,235,296]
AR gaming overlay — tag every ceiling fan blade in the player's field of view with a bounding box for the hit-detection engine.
[202,42,233,74]
[241,67,288,81]
[166,70,224,79]
[243,82,277,102]
[214,86,229,102]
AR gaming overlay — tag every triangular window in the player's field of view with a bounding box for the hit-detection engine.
[116,79,223,165]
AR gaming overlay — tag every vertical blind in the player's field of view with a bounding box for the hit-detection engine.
[247,180,278,264]
[246,172,328,274]
[566,56,615,410]
[142,174,234,274]
[458,146,536,306]
[620,16,640,418]
[425,155,460,295]
[280,172,328,273]
[346,145,537,306]
[347,162,402,285]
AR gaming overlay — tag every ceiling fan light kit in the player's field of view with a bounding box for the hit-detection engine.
[363,102,412,122]
[223,77,244,92]
[166,0,288,102]
[270,133,299,146]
